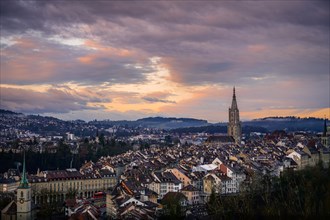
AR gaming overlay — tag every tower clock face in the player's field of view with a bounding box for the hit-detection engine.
[19,198,24,204]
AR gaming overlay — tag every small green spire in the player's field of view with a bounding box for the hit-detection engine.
[19,150,29,188]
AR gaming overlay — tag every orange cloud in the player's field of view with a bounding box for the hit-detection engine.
[1,51,56,83]
[242,108,330,120]
[159,85,329,122]
[77,40,140,65]
[78,55,94,64]
[247,44,268,53]
[83,40,134,57]
[14,38,37,49]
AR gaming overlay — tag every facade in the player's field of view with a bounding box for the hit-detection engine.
[285,147,330,170]
[151,172,182,198]
[0,178,18,192]
[146,180,161,198]
[181,184,200,205]
[320,148,330,168]
[165,168,192,187]
[29,168,116,205]
[190,171,204,191]
[220,163,245,193]
[218,175,235,194]
[228,87,242,144]
[203,173,221,195]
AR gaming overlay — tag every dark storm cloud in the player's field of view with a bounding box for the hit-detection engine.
[0,0,94,34]
[163,58,234,85]
[0,36,154,85]
[2,1,328,39]
[0,0,329,113]
[0,0,174,36]
[142,97,176,104]
[3,1,327,31]
[0,87,108,114]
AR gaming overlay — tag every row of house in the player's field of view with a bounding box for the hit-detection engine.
[26,161,117,205]
[2,130,329,219]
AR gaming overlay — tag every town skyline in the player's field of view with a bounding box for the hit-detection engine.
[0,1,329,122]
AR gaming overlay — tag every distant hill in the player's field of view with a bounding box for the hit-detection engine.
[90,117,210,129]
[0,109,20,115]
[0,109,327,132]
[137,117,209,129]
[244,116,328,132]
[142,116,327,132]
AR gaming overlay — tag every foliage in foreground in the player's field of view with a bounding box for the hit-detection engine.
[207,165,330,219]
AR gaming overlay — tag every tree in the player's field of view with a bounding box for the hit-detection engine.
[56,140,71,169]
[99,133,105,146]
[66,188,77,199]
[205,166,330,218]
[207,189,220,216]
[160,194,184,220]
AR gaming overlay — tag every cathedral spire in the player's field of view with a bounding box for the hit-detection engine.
[19,150,29,188]
[231,86,238,109]
[228,87,242,144]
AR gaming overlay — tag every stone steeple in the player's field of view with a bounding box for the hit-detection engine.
[228,87,242,144]
[231,87,238,109]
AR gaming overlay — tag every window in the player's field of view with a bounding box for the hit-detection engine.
[21,191,23,198]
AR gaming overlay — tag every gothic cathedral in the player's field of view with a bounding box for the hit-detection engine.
[228,87,242,144]
[17,152,32,220]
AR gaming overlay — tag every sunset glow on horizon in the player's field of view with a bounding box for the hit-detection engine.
[0,1,329,122]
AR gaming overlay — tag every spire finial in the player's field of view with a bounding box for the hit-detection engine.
[231,86,238,109]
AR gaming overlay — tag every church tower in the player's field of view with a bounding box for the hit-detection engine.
[228,87,242,144]
[321,118,329,148]
[17,151,32,220]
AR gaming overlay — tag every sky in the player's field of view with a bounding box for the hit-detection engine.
[0,0,329,122]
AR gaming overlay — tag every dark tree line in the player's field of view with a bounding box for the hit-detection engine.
[0,138,132,173]
[207,165,330,219]
[171,125,268,135]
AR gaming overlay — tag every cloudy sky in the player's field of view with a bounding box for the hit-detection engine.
[0,0,329,122]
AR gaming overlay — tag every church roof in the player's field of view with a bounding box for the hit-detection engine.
[181,184,199,192]
[231,87,238,109]
[206,135,235,143]
[1,200,16,215]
